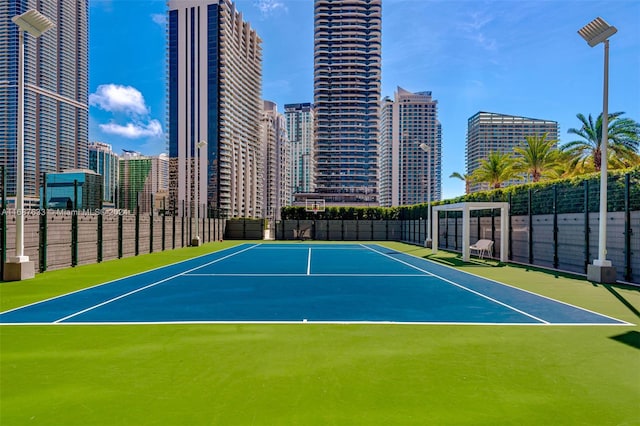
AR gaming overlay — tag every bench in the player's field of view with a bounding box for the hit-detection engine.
[470,239,494,259]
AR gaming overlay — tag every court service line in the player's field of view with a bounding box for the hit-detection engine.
[52,244,261,323]
[362,245,550,324]
[307,248,312,275]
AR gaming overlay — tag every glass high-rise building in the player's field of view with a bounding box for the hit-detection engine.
[167,0,263,218]
[285,103,315,197]
[313,0,381,205]
[0,1,89,198]
[379,87,442,207]
[119,151,168,214]
[88,142,119,205]
[466,112,559,192]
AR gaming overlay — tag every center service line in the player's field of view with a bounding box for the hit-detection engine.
[307,247,312,275]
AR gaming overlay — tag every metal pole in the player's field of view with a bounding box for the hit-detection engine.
[1,166,5,277]
[584,180,590,273]
[194,145,198,245]
[624,173,632,282]
[40,173,47,271]
[427,147,431,244]
[14,29,26,262]
[553,185,559,269]
[594,39,610,267]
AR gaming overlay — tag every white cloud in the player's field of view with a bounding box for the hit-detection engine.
[151,13,166,26]
[254,0,287,17]
[99,120,163,139]
[89,84,149,116]
[458,11,498,52]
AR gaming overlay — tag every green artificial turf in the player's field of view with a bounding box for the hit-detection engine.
[1,241,639,425]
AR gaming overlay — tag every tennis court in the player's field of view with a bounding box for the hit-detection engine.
[0,243,630,325]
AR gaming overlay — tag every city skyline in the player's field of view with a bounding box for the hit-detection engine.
[88,0,640,200]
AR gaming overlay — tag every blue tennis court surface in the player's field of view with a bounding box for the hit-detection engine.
[0,243,630,325]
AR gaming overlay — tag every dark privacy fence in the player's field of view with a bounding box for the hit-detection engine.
[0,208,226,274]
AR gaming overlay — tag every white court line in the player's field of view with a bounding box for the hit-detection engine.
[183,273,429,277]
[52,244,260,323]
[0,243,251,316]
[254,246,365,251]
[362,244,550,324]
[307,248,312,275]
[373,244,634,326]
[0,320,632,327]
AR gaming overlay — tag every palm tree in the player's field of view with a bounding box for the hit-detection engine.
[513,133,560,182]
[449,171,473,194]
[471,151,518,189]
[562,112,640,172]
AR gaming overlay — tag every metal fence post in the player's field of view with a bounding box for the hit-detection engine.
[172,209,176,249]
[528,188,533,265]
[39,172,47,272]
[181,200,185,248]
[584,180,590,273]
[624,173,632,282]
[71,179,78,267]
[97,184,103,263]
[553,184,559,269]
[162,198,166,251]
[1,166,5,279]
[508,193,513,261]
[149,195,154,253]
[135,194,140,256]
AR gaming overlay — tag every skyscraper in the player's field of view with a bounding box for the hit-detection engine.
[261,101,290,220]
[167,0,262,218]
[285,103,315,196]
[466,112,559,192]
[88,142,119,205]
[313,0,381,205]
[379,87,442,207]
[119,151,168,214]
[0,0,89,198]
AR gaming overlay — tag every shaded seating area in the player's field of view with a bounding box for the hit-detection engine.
[431,202,509,262]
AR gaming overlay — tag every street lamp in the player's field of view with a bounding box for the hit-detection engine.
[4,10,54,281]
[419,143,432,248]
[192,140,207,247]
[579,17,618,283]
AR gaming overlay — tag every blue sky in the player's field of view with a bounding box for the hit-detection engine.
[89,0,640,199]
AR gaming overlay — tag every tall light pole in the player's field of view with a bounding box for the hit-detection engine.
[192,140,207,246]
[4,10,54,281]
[579,17,618,283]
[419,143,432,248]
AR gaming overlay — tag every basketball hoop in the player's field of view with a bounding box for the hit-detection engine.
[306,199,325,216]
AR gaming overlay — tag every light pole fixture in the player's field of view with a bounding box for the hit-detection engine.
[4,9,54,281]
[192,140,207,247]
[579,17,618,283]
[419,143,432,248]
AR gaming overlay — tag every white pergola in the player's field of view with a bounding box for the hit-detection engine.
[431,202,509,262]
